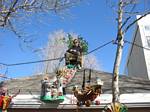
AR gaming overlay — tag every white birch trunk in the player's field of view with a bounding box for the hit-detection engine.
[112,0,124,103]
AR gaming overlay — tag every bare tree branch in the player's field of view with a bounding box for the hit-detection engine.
[8,20,22,38]
[121,16,131,29]
[0,0,82,27]
[123,11,150,33]
[2,0,18,26]
[120,0,137,30]
[0,0,82,48]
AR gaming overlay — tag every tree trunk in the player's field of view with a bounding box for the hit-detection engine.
[112,0,124,103]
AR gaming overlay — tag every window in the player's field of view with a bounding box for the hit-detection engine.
[147,36,150,47]
[144,25,150,47]
[144,25,150,36]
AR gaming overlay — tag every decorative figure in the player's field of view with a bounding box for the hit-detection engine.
[40,76,64,102]
[56,65,77,96]
[41,77,51,100]
[41,64,76,102]
[65,38,83,69]
[72,79,103,107]
[56,66,76,87]
[103,102,128,112]
[0,81,20,112]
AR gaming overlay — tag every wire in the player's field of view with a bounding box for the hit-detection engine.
[124,39,150,51]
[0,40,114,67]
[0,63,7,66]
[5,57,64,67]
[1,39,149,69]
[86,40,114,55]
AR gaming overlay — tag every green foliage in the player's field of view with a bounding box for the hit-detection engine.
[78,35,88,54]
[67,33,74,49]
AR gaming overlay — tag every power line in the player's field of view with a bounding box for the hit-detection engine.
[7,57,64,67]
[124,39,150,51]
[0,40,114,67]
[0,63,7,66]
[86,40,114,55]
[0,40,113,80]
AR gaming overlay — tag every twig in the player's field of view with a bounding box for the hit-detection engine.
[123,11,150,33]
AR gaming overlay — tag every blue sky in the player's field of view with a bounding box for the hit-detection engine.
[0,0,147,78]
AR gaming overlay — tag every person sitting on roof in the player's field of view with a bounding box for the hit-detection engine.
[65,39,83,69]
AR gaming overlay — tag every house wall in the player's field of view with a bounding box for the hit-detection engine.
[139,18,150,80]
[125,15,150,80]
[8,94,150,112]
[126,26,148,79]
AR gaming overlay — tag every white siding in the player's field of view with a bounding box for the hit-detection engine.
[125,15,150,80]
[127,27,148,79]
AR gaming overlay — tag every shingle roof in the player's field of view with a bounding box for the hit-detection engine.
[5,69,150,95]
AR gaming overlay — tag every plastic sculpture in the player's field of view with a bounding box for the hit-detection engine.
[40,76,64,102]
[103,102,128,112]
[65,35,88,69]
[65,38,83,69]
[0,81,20,112]
[72,78,103,107]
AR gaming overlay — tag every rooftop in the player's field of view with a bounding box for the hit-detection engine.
[6,69,150,95]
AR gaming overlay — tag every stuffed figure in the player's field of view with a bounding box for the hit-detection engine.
[0,81,20,112]
[65,38,83,69]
